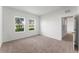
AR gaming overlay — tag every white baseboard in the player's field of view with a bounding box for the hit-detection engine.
[41,33,62,40]
[3,34,40,43]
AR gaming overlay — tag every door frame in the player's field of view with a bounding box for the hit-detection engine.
[61,17,67,39]
[74,15,79,51]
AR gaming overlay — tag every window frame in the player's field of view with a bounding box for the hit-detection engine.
[14,16,25,32]
[28,17,36,31]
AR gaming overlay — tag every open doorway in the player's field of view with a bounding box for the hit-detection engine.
[62,16,75,41]
[61,16,79,52]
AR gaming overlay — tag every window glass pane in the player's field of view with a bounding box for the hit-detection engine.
[15,17,24,32]
[28,19,35,31]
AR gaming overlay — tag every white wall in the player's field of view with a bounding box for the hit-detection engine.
[40,7,77,40]
[2,6,78,42]
[0,6,2,47]
[2,7,40,42]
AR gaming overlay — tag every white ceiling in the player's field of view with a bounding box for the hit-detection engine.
[8,6,63,16]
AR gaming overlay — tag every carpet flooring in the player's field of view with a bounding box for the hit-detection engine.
[0,35,75,53]
[62,33,73,41]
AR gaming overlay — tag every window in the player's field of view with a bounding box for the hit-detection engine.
[15,17,25,32]
[28,19,35,31]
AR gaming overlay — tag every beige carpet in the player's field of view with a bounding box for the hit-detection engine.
[62,33,73,41]
[0,35,75,53]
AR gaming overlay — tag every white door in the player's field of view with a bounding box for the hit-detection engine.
[74,15,79,50]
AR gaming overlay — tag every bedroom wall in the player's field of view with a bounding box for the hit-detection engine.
[2,7,40,42]
[0,6,2,47]
[40,7,77,40]
[1,6,78,42]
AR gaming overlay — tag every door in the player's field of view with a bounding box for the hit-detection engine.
[74,15,79,51]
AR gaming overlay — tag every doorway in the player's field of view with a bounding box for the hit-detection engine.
[62,16,75,41]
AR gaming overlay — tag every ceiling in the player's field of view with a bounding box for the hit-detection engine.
[8,6,63,16]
